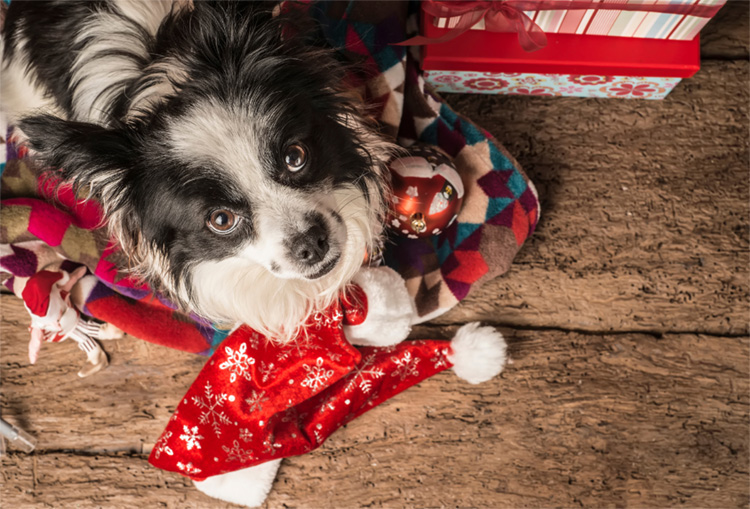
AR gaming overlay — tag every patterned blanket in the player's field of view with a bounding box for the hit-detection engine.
[0,0,539,478]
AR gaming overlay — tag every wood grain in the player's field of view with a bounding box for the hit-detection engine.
[440,60,749,335]
[2,4,748,507]
[2,300,747,508]
[700,0,749,60]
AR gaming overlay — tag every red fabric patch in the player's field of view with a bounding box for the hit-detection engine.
[149,294,455,480]
[21,270,64,316]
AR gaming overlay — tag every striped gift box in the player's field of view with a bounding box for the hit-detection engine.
[434,0,726,40]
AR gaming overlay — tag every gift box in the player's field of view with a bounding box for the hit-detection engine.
[428,0,726,43]
[422,32,700,99]
[413,0,717,99]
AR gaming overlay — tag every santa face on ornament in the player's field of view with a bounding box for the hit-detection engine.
[389,145,465,238]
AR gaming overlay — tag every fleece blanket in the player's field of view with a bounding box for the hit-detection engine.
[0,0,539,477]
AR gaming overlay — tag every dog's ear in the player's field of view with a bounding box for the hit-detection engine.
[17,114,134,208]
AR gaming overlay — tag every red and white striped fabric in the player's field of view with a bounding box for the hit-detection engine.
[434,0,726,41]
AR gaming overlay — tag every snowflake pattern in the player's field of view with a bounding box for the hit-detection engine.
[179,425,204,451]
[301,357,335,392]
[391,351,420,381]
[192,382,233,437]
[431,347,451,370]
[153,431,174,459]
[222,440,254,464]
[219,342,256,383]
[245,390,270,413]
[177,461,202,475]
[262,438,282,456]
[308,308,343,331]
[259,361,278,383]
[239,428,254,443]
[318,393,337,414]
[344,354,385,394]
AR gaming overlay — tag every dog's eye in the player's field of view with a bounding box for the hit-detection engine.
[284,143,308,172]
[207,209,240,234]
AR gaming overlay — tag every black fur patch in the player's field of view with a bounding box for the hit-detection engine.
[8,0,385,304]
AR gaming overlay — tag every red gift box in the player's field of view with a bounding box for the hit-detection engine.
[421,21,700,99]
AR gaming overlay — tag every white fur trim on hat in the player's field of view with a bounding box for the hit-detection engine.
[192,459,281,508]
[343,266,415,347]
[448,322,508,384]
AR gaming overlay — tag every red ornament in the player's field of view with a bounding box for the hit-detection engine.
[388,144,464,238]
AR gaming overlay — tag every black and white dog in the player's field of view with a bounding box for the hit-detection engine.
[2,2,509,505]
[2,0,397,340]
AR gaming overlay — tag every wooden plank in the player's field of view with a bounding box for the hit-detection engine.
[440,60,749,335]
[2,303,747,507]
[700,0,749,60]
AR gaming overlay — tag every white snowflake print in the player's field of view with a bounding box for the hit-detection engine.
[262,439,282,456]
[245,390,269,413]
[406,185,419,197]
[391,218,401,228]
[301,357,335,392]
[239,428,254,443]
[248,332,262,350]
[222,440,254,464]
[318,393,337,414]
[259,361,278,383]
[219,342,256,383]
[314,423,324,444]
[177,461,202,475]
[179,425,204,451]
[431,347,450,370]
[327,351,343,363]
[344,354,384,394]
[153,431,174,459]
[391,351,421,381]
[192,381,233,437]
[308,308,343,331]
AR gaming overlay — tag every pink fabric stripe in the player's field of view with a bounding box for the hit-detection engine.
[547,9,566,32]
[558,9,587,33]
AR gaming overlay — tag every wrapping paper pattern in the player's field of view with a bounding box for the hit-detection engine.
[425,70,681,99]
[436,0,726,40]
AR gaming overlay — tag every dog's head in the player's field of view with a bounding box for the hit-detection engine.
[19,2,395,339]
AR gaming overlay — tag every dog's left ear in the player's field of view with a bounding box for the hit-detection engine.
[17,114,135,208]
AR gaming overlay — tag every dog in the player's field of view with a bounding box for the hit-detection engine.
[1,0,396,341]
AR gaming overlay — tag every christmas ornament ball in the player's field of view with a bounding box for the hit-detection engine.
[388,144,464,238]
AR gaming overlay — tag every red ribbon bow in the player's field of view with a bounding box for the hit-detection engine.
[396,0,548,52]
[397,0,725,52]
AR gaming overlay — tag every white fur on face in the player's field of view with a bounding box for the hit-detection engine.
[187,182,376,341]
[166,99,348,279]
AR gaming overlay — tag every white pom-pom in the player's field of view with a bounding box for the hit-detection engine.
[343,266,415,347]
[193,459,281,508]
[448,322,507,384]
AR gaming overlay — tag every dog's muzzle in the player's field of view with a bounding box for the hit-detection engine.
[286,214,339,279]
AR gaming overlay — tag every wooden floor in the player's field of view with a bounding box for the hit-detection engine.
[2,4,748,508]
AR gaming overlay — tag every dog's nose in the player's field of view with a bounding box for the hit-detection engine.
[290,224,330,265]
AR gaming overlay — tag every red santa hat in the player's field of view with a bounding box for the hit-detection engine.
[21,270,65,318]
